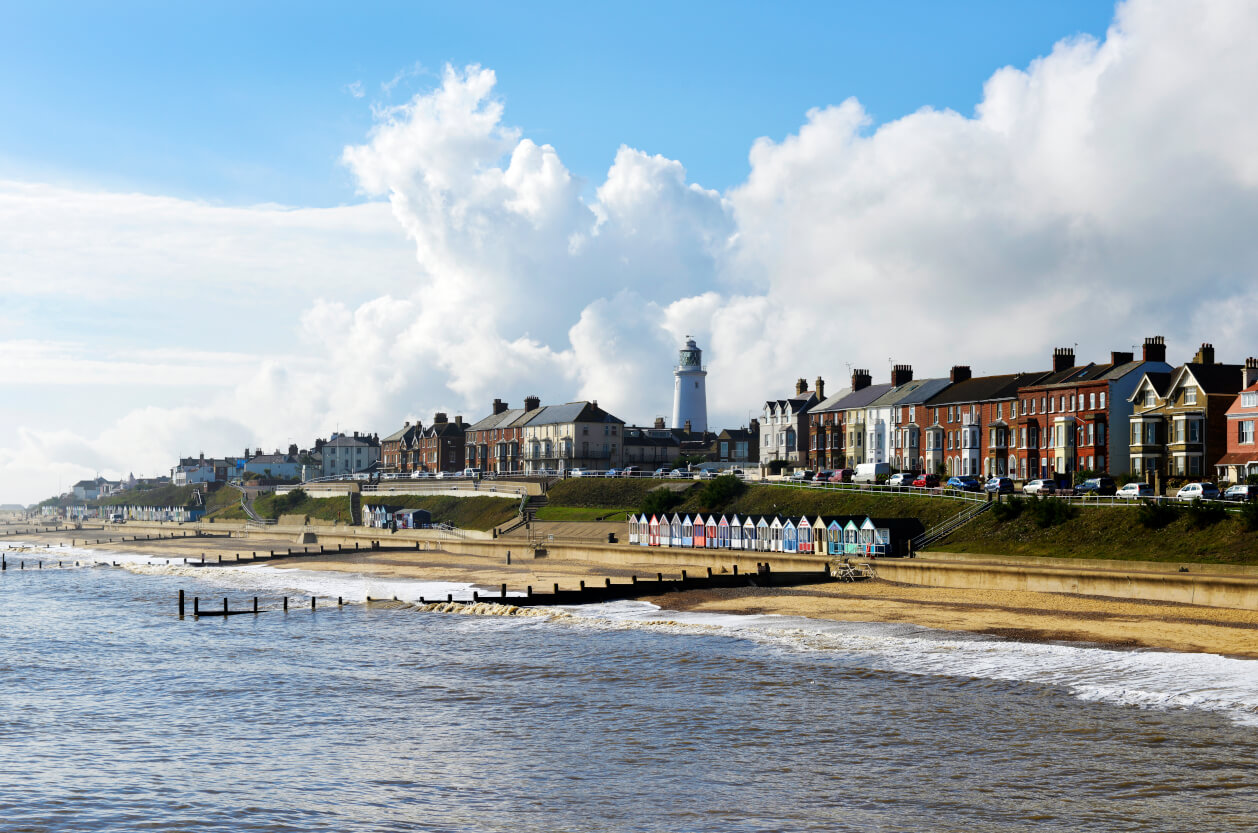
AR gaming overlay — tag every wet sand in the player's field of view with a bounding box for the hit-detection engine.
[21,529,1258,657]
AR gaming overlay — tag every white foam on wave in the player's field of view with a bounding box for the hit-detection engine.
[553,601,1258,728]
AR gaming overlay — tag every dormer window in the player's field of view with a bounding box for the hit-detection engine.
[1144,390,1156,407]
[1184,389,1197,406]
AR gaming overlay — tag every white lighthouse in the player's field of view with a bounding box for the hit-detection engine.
[671,336,708,433]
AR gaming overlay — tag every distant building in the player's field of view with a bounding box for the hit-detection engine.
[521,401,625,474]
[319,432,381,477]
[761,378,823,473]
[1216,359,1258,483]
[243,450,303,480]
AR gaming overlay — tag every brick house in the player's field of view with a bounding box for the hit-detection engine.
[381,422,421,472]
[924,366,1050,478]
[464,398,542,474]
[1128,344,1245,483]
[414,414,466,473]
[882,372,953,474]
[1216,359,1258,483]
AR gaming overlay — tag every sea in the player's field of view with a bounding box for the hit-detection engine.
[2,540,1257,833]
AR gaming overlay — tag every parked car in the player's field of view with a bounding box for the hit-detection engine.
[462,468,482,479]
[410,471,431,479]
[570,468,592,477]
[912,473,940,488]
[669,469,689,478]
[946,476,982,492]
[729,468,746,478]
[830,469,854,483]
[889,472,915,487]
[1223,484,1258,501]
[815,470,834,482]
[1116,482,1153,499]
[984,477,1014,494]
[1075,476,1117,496]
[620,466,640,477]
[1022,479,1057,495]
[653,467,671,477]
[1176,482,1220,502]
[854,462,891,483]
[790,470,815,481]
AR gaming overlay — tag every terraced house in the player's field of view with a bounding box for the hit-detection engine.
[464,397,541,474]
[1012,338,1170,481]
[762,378,823,472]
[520,401,625,474]
[882,371,953,473]
[924,365,1049,478]
[380,422,421,472]
[1128,344,1246,482]
[417,414,465,473]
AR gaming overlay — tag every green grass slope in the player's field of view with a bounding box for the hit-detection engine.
[937,505,1258,565]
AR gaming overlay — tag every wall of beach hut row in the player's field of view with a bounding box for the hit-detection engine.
[362,505,432,529]
[625,513,895,556]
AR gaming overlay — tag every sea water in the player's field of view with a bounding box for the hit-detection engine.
[2,541,1257,832]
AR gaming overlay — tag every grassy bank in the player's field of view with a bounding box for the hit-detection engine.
[937,503,1258,565]
[362,495,517,531]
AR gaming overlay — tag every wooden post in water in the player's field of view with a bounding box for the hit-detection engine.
[253,597,258,614]
[527,586,533,597]
[605,578,611,588]
[447,593,453,602]
[193,597,200,616]
[707,567,713,578]
[223,597,229,614]
[733,564,738,575]
[579,580,585,590]
[283,596,288,612]
[501,583,507,599]
[657,572,663,582]
[178,589,185,619]
[553,583,560,594]
[338,597,343,607]
[311,596,316,611]
[681,570,687,581]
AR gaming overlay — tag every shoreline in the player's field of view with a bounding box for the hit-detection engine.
[8,529,1257,658]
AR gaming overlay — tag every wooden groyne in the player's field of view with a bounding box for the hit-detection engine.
[181,539,436,567]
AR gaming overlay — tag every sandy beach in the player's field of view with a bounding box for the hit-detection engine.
[18,527,1258,658]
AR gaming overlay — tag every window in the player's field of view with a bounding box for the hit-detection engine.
[1069,395,1075,411]
[1185,388,1197,406]
[1011,401,1018,418]
[997,402,1004,419]
[1044,397,1050,413]
[948,406,955,422]
[1240,421,1254,444]
[1098,423,1105,445]
[1189,421,1201,443]
[1089,392,1096,410]
[1144,390,1155,407]
[1087,424,1094,445]
[1060,396,1066,412]
[1244,393,1258,408]
[1175,421,1185,443]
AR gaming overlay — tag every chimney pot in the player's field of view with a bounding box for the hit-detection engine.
[796,378,807,396]
[1194,343,1215,365]
[891,364,914,387]
[1143,335,1167,363]
[524,395,541,412]
[950,365,972,384]
[815,376,825,399]
[1243,358,1258,388]
[852,369,872,391]
[493,398,508,415]
[1110,351,1134,366]
[1052,347,1075,372]
[654,417,665,429]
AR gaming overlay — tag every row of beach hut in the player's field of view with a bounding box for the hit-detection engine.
[626,513,911,557]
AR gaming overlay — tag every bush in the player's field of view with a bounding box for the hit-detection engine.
[991,495,1025,522]
[1184,498,1227,529]
[697,475,745,512]
[1137,499,1180,529]
[271,488,307,515]
[1239,500,1258,532]
[640,488,684,518]
[1026,496,1078,528]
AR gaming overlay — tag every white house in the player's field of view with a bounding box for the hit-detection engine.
[521,401,625,474]
[320,432,381,478]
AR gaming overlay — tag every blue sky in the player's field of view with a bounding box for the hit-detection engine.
[1,1,1112,205]
[8,0,1258,505]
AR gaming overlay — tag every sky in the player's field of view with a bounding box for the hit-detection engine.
[3,0,1257,504]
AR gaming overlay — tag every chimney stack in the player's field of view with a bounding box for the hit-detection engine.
[1110,351,1134,366]
[796,378,807,396]
[433,412,448,424]
[1244,358,1258,389]
[524,395,541,412]
[1194,343,1215,365]
[353,431,359,438]
[454,415,463,427]
[493,398,508,415]
[1143,335,1167,363]
[815,376,825,400]
[654,417,665,429]
[684,420,692,434]
[403,420,410,428]
[1052,347,1075,372]
[891,364,913,387]
[851,369,872,391]
[950,365,972,384]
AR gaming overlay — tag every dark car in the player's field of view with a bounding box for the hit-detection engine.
[1076,477,1117,496]
[984,476,1014,494]
[912,473,940,488]
[790,470,815,481]
[815,470,834,482]
[946,476,982,492]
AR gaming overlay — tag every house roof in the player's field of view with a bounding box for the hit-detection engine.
[1133,371,1173,399]
[248,454,295,464]
[323,434,379,448]
[1182,362,1245,394]
[382,424,419,443]
[925,371,1050,406]
[870,377,952,408]
[812,383,894,414]
[465,410,513,432]
[524,401,625,427]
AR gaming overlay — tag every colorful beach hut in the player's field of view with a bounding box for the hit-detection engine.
[844,519,860,554]
[691,514,705,548]
[742,516,756,550]
[705,515,718,547]
[648,514,661,547]
[756,516,771,552]
[827,519,844,555]
[783,517,798,553]
[670,513,684,548]
[796,516,812,553]
[717,515,731,548]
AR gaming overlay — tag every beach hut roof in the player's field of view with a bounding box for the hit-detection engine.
[861,517,877,530]
[783,517,795,530]
[828,519,843,530]
[757,516,770,527]
[705,515,717,526]
[844,519,859,531]
[770,516,783,528]
[692,513,705,525]
[718,515,729,526]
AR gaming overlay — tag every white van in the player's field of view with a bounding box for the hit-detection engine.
[853,463,890,483]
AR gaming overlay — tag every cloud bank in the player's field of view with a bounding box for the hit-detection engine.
[5,0,1258,502]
